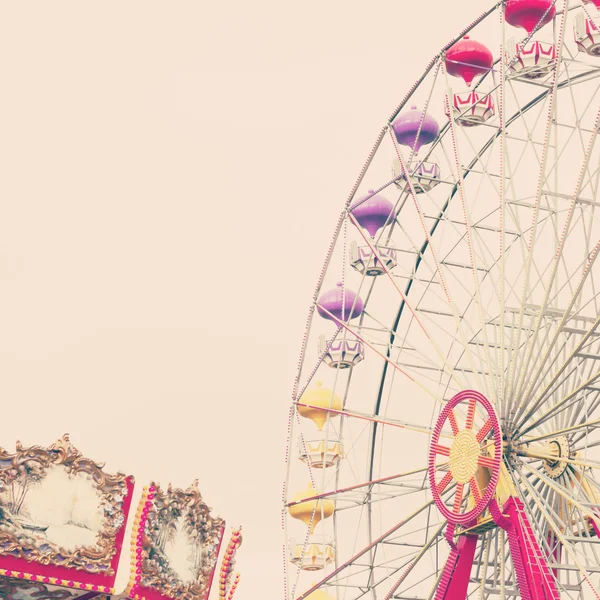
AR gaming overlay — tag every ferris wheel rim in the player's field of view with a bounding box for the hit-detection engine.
[427,389,502,525]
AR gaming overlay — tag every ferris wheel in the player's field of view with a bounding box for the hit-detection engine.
[283,0,600,598]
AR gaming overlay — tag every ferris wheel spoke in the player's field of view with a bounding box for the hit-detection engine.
[570,466,600,508]
[476,455,496,470]
[350,549,438,599]
[452,483,465,514]
[505,154,558,411]
[430,273,501,397]
[432,443,451,457]
[504,15,573,417]
[470,477,482,502]
[315,302,446,402]
[348,212,468,390]
[441,69,503,405]
[532,392,598,442]
[447,409,460,436]
[515,312,600,429]
[465,397,477,429]
[520,461,600,520]
[411,265,500,379]
[286,467,432,509]
[389,129,493,398]
[511,97,600,421]
[524,416,600,444]
[380,521,447,600]
[349,533,448,600]
[514,240,600,424]
[476,418,494,442]
[511,238,600,423]
[293,499,438,600]
[294,400,446,439]
[516,366,600,437]
[436,471,454,496]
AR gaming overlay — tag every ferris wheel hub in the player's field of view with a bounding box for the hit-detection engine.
[428,390,502,525]
[515,435,571,479]
[449,430,481,484]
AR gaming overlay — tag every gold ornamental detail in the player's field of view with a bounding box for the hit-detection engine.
[449,430,481,484]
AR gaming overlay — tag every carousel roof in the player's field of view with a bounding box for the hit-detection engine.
[0,434,241,600]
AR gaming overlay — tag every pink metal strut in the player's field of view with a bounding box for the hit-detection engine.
[434,534,478,600]
[589,516,600,538]
[499,497,560,600]
[434,496,561,600]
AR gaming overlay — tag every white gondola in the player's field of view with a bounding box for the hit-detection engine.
[318,333,364,368]
[453,91,495,126]
[298,437,344,468]
[289,536,336,571]
[392,158,441,193]
[349,241,397,277]
[575,12,600,56]
[507,39,556,79]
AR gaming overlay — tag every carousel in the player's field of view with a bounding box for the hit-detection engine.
[0,435,241,600]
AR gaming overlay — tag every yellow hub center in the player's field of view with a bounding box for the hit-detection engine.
[449,429,480,484]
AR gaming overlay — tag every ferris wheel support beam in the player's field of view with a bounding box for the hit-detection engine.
[500,497,560,600]
[433,534,479,600]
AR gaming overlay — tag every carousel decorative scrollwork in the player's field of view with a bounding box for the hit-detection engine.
[0,579,87,600]
[139,480,224,600]
[0,434,131,575]
[0,579,90,600]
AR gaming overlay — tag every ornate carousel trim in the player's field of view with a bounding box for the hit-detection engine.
[127,481,225,600]
[0,434,134,589]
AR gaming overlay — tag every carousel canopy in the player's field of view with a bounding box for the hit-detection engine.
[0,435,241,600]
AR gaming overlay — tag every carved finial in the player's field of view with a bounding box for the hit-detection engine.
[50,434,81,462]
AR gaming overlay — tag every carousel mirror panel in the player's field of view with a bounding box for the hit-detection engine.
[128,481,225,600]
[0,435,134,596]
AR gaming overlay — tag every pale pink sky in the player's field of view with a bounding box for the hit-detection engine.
[0,1,488,597]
